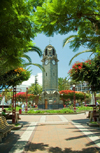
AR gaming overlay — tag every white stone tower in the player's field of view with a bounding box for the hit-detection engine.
[38,45,63,109]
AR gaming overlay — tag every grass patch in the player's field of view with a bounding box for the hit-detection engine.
[15,123,20,126]
[6,106,93,114]
[76,106,93,112]
[6,106,21,112]
[27,108,74,114]
[90,122,98,124]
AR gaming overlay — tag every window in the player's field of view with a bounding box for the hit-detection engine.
[53,49,55,55]
[45,49,47,55]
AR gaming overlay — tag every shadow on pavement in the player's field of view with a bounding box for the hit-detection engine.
[0,133,20,153]
[72,118,89,125]
[65,131,100,141]
[24,142,100,153]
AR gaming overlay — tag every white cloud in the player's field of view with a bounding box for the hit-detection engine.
[37,73,42,85]
[22,73,42,86]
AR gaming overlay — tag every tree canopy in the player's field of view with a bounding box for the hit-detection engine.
[28,75,42,95]
[0,0,45,89]
[0,0,31,65]
[33,0,100,53]
[0,0,44,71]
[0,67,31,90]
[68,56,100,91]
[58,77,70,91]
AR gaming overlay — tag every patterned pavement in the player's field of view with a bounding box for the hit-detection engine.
[0,113,100,153]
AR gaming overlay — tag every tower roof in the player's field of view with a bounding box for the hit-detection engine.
[43,44,56,56]
[45,44,55,49]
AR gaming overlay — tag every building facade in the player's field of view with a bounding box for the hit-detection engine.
[38,44,63,109]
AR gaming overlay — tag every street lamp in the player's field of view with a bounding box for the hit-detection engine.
[73,85,76,112]
[84,92,86,106]
[61,94,64,106]
[25,87,28,113]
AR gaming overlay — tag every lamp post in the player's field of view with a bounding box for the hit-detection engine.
[12,87,16,124]
[73,85,76,112]
[84,92,86,106]
[25,87,28,113]
[61,94,64,106]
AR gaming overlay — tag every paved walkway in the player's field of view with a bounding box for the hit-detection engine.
[0,113,100,153]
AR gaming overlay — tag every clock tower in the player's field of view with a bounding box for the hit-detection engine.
[38,44,63,109]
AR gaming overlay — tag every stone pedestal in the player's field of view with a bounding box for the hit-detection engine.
[38,91,63,109]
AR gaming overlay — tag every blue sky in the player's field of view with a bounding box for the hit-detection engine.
[22,32,92,86]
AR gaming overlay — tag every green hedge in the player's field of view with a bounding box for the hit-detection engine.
[27,108,74,114]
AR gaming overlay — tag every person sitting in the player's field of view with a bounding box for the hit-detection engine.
[2,109,10,119]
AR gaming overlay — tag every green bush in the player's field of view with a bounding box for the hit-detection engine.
[6,106,21,111]
[77,106,93,112]
[27,108,74,114]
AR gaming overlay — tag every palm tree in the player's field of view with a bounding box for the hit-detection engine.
[58,77,70,91]
[1,45,43,75]
[21,46,44,71]
[63,35,95,65]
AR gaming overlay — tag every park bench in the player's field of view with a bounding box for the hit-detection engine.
[0,112,21,123]
[0,116,14,142]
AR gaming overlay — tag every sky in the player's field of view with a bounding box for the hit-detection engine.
[22,32,92,86]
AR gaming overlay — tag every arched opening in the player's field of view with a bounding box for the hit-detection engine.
[45,49,47,55]
[53,49,55,55]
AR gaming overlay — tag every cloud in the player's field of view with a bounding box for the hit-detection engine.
[37,73,42,85]
[22,73,42,86]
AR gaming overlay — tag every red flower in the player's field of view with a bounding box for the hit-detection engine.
[85,60,91,63]
[59,90,74,94]
[78,66,82,69]
[14,92,34,98]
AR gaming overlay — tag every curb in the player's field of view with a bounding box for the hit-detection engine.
[12,123,23,130]
[87,122,99,127]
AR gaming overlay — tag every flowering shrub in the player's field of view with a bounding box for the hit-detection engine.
[14,68,26,73]
[5,67,30,87]
[59,90,85,101]
[14,92,35,101]
[68,61,91,82]
[68,56,100,91]
[75,91,85,100]
[59,90,74,100]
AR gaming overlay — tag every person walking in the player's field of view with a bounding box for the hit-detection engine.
[22,102,25,112]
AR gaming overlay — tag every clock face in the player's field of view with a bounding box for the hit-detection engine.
[45,59,48,65]
[52,59,56,65]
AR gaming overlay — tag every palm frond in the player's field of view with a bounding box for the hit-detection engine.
[21,54,32,63]
[63,35,77,47]
[29,46,42,57]
[89,52,98,58]
[23,62,44,71]
[69,49,92,65]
